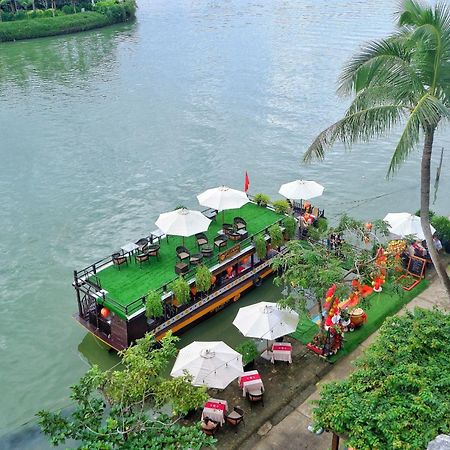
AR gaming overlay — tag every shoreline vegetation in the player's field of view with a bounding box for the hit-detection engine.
[0,0,136,42]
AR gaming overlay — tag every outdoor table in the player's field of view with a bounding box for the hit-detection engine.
[271,342,292,364]
[239,370,264,397]
[202,208,217,221]
[121,242,139,261]
[201,398,228,426]
[150,228,166,244]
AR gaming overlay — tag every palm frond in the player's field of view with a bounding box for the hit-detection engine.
[388,94,450,175]
[303,105,404,163]
[338,38,422,97]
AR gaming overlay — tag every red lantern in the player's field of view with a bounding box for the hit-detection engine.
[364,222,373,231]
[101,307,110,318]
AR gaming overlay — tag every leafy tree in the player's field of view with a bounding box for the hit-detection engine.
[303,0,450,298]
[195,264,211,294]
[145,290,163,319]
[313,308,450,449]
[273,214,390,327]
[254,234,267,259]
[171,276,190,305]
[269,223,284,248]
[283,215,297,239]
[272,199,290,215]
[37,332,215,449]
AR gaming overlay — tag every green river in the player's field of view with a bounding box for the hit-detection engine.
[0,0,449,447]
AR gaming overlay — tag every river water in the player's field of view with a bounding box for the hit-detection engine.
[1,0,449,446]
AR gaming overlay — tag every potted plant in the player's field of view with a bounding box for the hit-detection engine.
[236,340,259,370]
[145,290,163,326]
[171,276,190,305]
[195,264,211,296]
[283,216,297,240]
[254,234,267,260]
[272,199,290,215]
[254,193,271,207]
[269,224,284,249]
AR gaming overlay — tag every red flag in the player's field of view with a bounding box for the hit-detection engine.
[244,171,250,193]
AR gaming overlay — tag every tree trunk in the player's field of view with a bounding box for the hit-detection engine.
[421,127,450,299]
[32,0,35,11]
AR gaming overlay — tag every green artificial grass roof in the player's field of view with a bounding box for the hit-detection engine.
[93,202,282,315]
[291,279,430,363]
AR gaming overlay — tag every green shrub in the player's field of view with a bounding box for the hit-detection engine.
[195,265,211,293]
[0,12,109,41]
[254,234,267,260]
[14,10,27,20]
[431,215,450,242]
[272,199,290,215]
[283,216,297,239]
[61,5,74,14]
[145,290,163,319]
[0,1,136,42]
[254,193,270,207]
[415,209,435,220]
[1,12,15,21]
[171,276,190,305]
[269,224,283,248]
[236,340,259,365]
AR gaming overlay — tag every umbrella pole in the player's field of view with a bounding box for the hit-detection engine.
[222,210,225,225]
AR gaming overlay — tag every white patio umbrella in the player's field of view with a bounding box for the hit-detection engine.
[383,212,435,241]
[278,179,324,201]
[170,341,243,389]
[233,302,299,341]
[197,186,249,222]
[155,208,211,245]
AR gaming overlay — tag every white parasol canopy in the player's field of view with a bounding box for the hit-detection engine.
[233,302,299,341]
[155,208,211,237]
[278,179,324,200]
[170,341,243,389]
[197,186,249,212]
[383,212,435,241]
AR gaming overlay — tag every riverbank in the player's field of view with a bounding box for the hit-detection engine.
[0,1,135,42]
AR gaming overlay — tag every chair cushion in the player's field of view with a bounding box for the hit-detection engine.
[227,410,241,419]
[178,252,189,259]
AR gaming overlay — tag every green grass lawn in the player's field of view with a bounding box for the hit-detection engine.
[94,203,282,314]
[291,279,430,362]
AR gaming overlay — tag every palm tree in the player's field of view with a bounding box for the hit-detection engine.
[303,0,450,298]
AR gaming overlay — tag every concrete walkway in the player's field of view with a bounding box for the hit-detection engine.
[244,273,449,450]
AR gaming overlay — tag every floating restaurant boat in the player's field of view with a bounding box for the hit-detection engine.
[73,198,296,351]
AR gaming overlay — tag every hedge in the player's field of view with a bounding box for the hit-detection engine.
[0,1,135,42]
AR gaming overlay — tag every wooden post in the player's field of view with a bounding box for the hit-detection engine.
[331,433,340,450]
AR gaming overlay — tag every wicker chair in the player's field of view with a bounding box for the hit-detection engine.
[176,246,190,262]
[135,252,150,268]
[225,406,245,432]
[222,223,234,236]
[247,387,264,408]
[112,253,128,270]
[195,233,209,249]
[214,234,228,251]
[200,417,219,436]
[234,217,247,231]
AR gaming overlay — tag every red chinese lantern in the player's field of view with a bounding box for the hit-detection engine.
[100,307,110,319]
[364,222,373,231]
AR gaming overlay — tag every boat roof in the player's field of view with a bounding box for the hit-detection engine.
[90,202,283,317]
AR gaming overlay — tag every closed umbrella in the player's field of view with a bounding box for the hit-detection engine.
[197,186,249,222]
[383,212,435,241]
[278,179,324,201]
[155,208,211,245]
[170,341,243,389]
[233,302,299,341]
